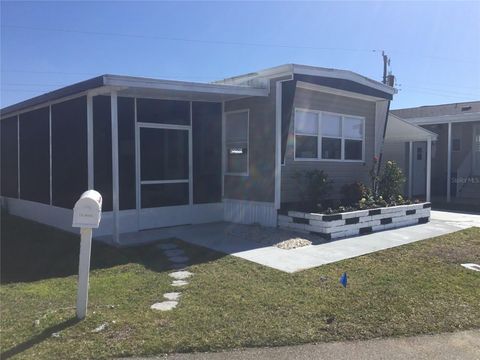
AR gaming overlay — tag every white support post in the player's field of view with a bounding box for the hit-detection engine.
[87,94,94,189]
[111,92,120,243]
[408,141,413,199]
[274,81,282,210]
[426,138,432,202]
[447,122,452,202]
[76,227,93,319]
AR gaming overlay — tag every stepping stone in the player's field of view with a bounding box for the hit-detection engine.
[156,243,178,250]
[169,270,193,280]
[171,280,189,287]
[150,301,178,311]
[164,249,185,257]
[164,292,181,301]
[169,256,190,263]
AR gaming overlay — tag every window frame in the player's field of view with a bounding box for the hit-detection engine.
[224,109,249,176]
[293,108,365,162]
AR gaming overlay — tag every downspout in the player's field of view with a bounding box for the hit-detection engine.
[376,99,392,176]
[377,75,395,176]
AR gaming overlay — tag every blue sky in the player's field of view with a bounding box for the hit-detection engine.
[1,1,479,109]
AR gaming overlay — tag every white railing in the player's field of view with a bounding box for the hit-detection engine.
[456,152,472,195]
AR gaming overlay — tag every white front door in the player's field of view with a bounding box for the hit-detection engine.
[412,141,427,196]
[473,124,480,176]
[138,124,192,230]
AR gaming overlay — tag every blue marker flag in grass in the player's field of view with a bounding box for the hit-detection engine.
[339,272,348,288]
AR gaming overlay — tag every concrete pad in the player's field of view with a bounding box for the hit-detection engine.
[156,243,178,250]
[164,292,181,301]
[150,301,178,311]
[169,271,193,280]
[97,211,479,274]
[171,280,189,287]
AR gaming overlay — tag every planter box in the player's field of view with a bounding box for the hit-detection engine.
[278,202,431,240]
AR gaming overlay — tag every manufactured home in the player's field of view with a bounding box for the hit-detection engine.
[1,64,413,241]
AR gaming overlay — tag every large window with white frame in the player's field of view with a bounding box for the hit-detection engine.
[225,109,249,175]
[294,109,365,161]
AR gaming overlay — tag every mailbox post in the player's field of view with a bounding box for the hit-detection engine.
[72,190,102,319]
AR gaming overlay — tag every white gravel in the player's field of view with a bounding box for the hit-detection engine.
[227,224,322,250]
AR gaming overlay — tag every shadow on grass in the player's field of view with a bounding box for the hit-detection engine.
[0,317,80,359]
[1,212,224,284]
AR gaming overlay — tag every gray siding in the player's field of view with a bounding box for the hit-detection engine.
[281,88,376,203]
[223,78,280,203]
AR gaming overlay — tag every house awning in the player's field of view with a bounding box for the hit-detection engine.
[385,114,438,142]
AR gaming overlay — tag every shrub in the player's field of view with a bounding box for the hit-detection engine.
[293,170,332,209]
[378,160,405,202]
[341,182,370,206]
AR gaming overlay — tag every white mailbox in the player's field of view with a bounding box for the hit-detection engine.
[73,189,102,320]
[72,190,102,229]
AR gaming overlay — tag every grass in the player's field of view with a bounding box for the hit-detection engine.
[1,212,479,359]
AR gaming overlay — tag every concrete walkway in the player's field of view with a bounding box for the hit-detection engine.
[98,210,479,273]
[128,329,480,360]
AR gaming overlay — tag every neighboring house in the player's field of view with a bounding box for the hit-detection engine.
[389,102,480,206]
[1,64,402,241]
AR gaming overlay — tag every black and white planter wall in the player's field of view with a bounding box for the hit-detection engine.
[278,203,431,240]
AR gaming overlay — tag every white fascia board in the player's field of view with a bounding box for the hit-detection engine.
[296,81,386,102]
[103,75,269,97]
[403,112,480,125]
[215,63,396,96]
[292,64,396,95]
[214,64,293,85]
[386,114,438,141]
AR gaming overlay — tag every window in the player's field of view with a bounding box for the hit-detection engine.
[295,110,318,159]
[321,113,341,159]
[343,116,364,160]
[294,109,364,161]
[225,110,249,175]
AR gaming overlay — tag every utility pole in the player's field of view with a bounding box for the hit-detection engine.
[382,51,390,84]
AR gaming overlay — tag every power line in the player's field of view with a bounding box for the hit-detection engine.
[1,24,380,53]
[3,24,477,63]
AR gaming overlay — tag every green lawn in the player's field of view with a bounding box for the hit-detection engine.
[1,212,479,359]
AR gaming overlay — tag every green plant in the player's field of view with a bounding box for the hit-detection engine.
[378,160,405,202]
[369,156,380,196]
[293,170,332,208]
[341,182,370,206]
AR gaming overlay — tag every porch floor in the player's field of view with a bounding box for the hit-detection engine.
[95,211,480,273]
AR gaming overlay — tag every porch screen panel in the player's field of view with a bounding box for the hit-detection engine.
[93,95,113,211]
[140,128,188,181]
[192,102,222,204]
[118,97,136,210]
[137,98,190,125]
[141,183,189,208]
[19,107,50,204]
[51,96,88,208]
[140,127,189,208]
[0,116,18,198]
